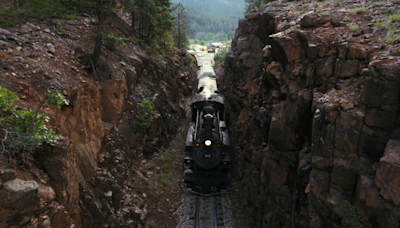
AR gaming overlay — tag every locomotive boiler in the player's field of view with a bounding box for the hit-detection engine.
[183,58,230,195]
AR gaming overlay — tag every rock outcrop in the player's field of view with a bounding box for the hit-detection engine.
[220,1,400,227]
[0,15,195,227]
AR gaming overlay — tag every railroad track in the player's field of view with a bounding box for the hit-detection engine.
[190,195,224,228]
[176,192,234,228]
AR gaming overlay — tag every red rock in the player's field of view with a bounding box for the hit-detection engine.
[347,44,367,59]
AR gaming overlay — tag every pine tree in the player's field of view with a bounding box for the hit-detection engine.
[172,3,190,49]
[121,0,174,39]
[90,0,115,65]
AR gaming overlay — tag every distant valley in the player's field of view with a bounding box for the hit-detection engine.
[171,0,245,43]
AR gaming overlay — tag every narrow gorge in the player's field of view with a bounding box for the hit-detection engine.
[1,0,400,227]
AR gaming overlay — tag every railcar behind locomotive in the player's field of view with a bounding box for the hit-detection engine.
[184,54,230,195]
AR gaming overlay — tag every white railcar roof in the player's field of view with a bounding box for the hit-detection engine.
[199,65,216,79]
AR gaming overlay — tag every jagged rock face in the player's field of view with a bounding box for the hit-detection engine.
[36,52,194,227]
[221,2,400,228]
[0,18,195,227]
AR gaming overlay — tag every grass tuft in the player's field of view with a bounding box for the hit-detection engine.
[342,200,361,220]
[389,14,400,22]
[159,155,171,187]
[349,24,360,31]
[372,2,385,7]
[150,221,159,228]
[354,7,365,14]
[373,20,382,28]
[389,23,399,30]
[387,34,400,43]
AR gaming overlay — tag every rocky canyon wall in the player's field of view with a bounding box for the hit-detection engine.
[220,2,400,228]
[0,18,195,227]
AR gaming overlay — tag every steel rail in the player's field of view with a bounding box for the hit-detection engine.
[214,196,218,228]
[196,195,200,228]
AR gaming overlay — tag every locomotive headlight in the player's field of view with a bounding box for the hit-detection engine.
[205,140,212,147]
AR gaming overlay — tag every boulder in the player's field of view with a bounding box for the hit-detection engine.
[329,14,342,27]
[330,166,356,191]
[374,60,400,81]
[347,44,367,60]
[0,28,12,36]
[360,78,400,107]
[0,179,39,226]
[301,13,316,28]
[46,43,55,55]
[0,169,16,182]
[334,59,359,79]
[365,108,397,129]
[375,140,400,206]
[334,111,364,155]
[358,125,390,160]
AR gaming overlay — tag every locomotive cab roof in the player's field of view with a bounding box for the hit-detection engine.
[192,93,223,102]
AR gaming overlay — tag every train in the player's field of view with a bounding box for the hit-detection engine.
[183,53,230,195]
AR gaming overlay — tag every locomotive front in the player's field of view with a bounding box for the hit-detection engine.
[183,62,230,195]
[193,106,223,170]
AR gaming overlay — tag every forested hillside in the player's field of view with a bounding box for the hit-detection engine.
[171,0,244,42]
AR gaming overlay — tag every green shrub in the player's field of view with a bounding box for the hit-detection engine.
[0,19,12,28]
[389,14,400,22]
[0,87,69,156]
[0,7,20,28]
[0,0,77,28]
[354,161,367,173]
[349,24,360,31]
[24,0,75,20]
[159,155,171,186]
[342,200,361,220]
[354,7,365,14]
[186,52,195,67]
[213,48,229,66]
[0,87,18,112]
[372,2,385,7]
[47,90,69,108]
[150,221,159,228]
[389,24,399,30]
[7,110,60,146]
[387,34,400,43]
[102,33,126,52]
[137,99,156,132]
[373,20,382,28]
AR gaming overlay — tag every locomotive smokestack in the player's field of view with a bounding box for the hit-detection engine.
[204,116,213,139]
[203,107,214,139]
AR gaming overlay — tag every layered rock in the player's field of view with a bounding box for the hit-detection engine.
[220,1,400,227]
[0,16,195,227]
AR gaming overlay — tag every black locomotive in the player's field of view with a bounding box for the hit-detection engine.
[183,54,230,195]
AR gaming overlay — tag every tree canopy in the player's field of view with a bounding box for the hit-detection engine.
[170,0,245,40]
[172,3,190,49]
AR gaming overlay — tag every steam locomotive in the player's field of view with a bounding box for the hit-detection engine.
[183,53,230,195]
